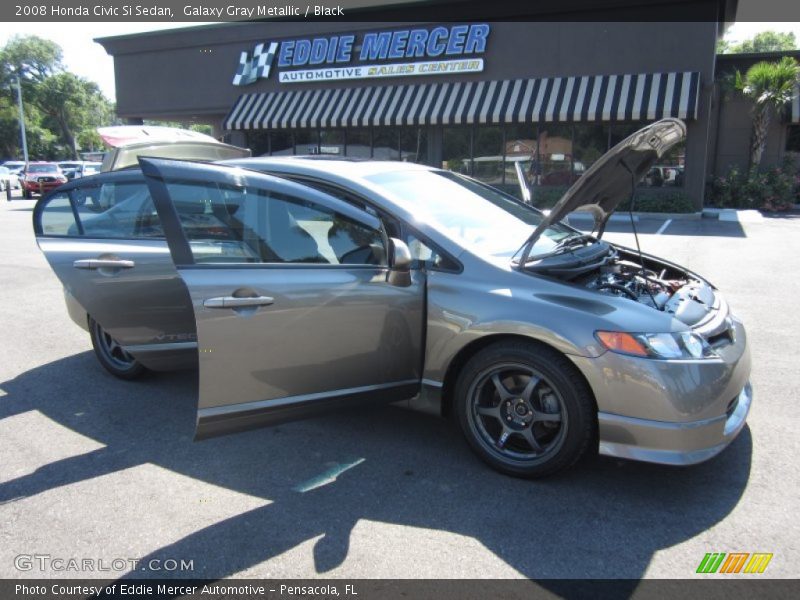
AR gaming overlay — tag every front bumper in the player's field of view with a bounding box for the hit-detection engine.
[569,317,752,465]
[596,382,751,465]
[23,180,63,193]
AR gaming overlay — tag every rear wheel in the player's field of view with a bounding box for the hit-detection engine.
[22,188,31,199]
[89,317,147,380]
[455,341,596,478]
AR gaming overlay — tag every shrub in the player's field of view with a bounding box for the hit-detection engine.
[618,191,695,213]
[530,186,569,209]
[529,186,695,213]
[707,156,797,211]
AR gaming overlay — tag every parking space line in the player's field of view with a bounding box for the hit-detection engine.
[655,219,672,235]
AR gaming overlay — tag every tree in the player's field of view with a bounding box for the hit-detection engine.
[721,31,797,54]
[735,56,800,169]
[35,73,114,159]
[0,35,114,159]
[0,35,63,86]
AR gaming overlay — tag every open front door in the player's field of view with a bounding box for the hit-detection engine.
[140,158,424,439]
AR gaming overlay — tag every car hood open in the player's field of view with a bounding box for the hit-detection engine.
[524,118,686,248]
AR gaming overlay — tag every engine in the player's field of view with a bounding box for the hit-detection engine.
[522,238,718,326]
[581,258,692,311]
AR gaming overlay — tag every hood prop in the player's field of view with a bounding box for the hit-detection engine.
[621,157,660,310]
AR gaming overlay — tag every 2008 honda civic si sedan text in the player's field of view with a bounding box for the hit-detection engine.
[33,119,751,478]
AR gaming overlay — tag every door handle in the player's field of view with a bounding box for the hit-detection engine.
[203,296,274,309]
[73,258,135,270]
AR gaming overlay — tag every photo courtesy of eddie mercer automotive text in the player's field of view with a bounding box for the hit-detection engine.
[34,119,752,479]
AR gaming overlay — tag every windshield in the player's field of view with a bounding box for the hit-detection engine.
[365,169,574,257]
[28,164,60,173]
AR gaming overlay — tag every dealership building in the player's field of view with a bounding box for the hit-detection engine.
[97,0,800,209]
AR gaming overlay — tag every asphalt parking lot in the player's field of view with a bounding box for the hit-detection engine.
[1,190,799,581]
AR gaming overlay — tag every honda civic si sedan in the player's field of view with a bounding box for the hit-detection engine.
[33,119,751,478]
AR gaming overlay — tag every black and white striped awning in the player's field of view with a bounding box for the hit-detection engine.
[225,71,700,130]
[790,84,800,123]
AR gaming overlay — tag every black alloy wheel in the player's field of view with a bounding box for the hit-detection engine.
[455,341,596,478]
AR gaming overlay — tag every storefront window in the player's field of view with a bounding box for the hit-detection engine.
[294,130,319,155]
[399,127,428,163]
[269,131,294,156]
[609,122,642,147]
[346,129,372,158]
[247,131,270,157]
[503,124,537,199]
[572,124,609,174]
[373,128,400,160]
[538,124,575,187]
[654,137,685,188]
[319,130,345,156]
[472,126,504,186]
[442,127,471,174]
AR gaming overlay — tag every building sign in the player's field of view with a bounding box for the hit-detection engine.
[232,23,490,86]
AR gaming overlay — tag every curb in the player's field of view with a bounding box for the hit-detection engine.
[701,208,765,222]
[567,211,702,223]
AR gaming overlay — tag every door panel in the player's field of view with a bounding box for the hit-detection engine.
[34,184,196,348]
[140,158,424,438]
[185,267,423,438]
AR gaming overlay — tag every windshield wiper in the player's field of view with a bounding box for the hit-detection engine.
[515,233,595,265]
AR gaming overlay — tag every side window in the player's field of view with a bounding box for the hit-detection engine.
[407,233,460,272]
[73,182,160,239]
[164,180,386,266]
[39,192,78,236]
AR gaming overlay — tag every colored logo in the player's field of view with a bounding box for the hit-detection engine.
[696,552,773,574]
[232,24,490,86]
[233,42,278,86]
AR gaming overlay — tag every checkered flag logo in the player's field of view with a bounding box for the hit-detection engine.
[233,42,278,86]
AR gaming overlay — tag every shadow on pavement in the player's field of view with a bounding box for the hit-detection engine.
[0,352,752,584]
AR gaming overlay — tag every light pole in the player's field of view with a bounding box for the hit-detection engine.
[15,75,29,163]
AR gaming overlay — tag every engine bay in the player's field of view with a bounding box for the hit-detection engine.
[525,241,718,327]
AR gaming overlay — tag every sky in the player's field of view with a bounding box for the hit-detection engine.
[0,22,212,100]
[1,21,800,102]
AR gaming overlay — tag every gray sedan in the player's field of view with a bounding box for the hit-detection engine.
[33,119,750,477]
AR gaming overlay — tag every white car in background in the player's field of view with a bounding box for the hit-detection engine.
[0,166,21,196]
[59,161,103,180]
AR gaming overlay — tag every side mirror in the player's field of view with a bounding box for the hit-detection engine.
[388,238,412,287]
[389,238,411,271]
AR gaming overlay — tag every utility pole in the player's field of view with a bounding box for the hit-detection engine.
[15,75,29,163]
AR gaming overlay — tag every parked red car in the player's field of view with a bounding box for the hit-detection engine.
[21,163,67,199]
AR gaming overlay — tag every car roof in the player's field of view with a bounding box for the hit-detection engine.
[227,156,434,181]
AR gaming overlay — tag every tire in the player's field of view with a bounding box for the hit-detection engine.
[454,340,596,478]
[22,188,31,199]
[89,317,147,380]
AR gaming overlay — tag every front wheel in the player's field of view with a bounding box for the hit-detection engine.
[455,341,596,478]
[89,317,147,380]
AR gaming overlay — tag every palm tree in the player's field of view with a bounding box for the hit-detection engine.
[735,56,800,169]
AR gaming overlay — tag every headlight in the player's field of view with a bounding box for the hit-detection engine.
[595,331,717,360]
